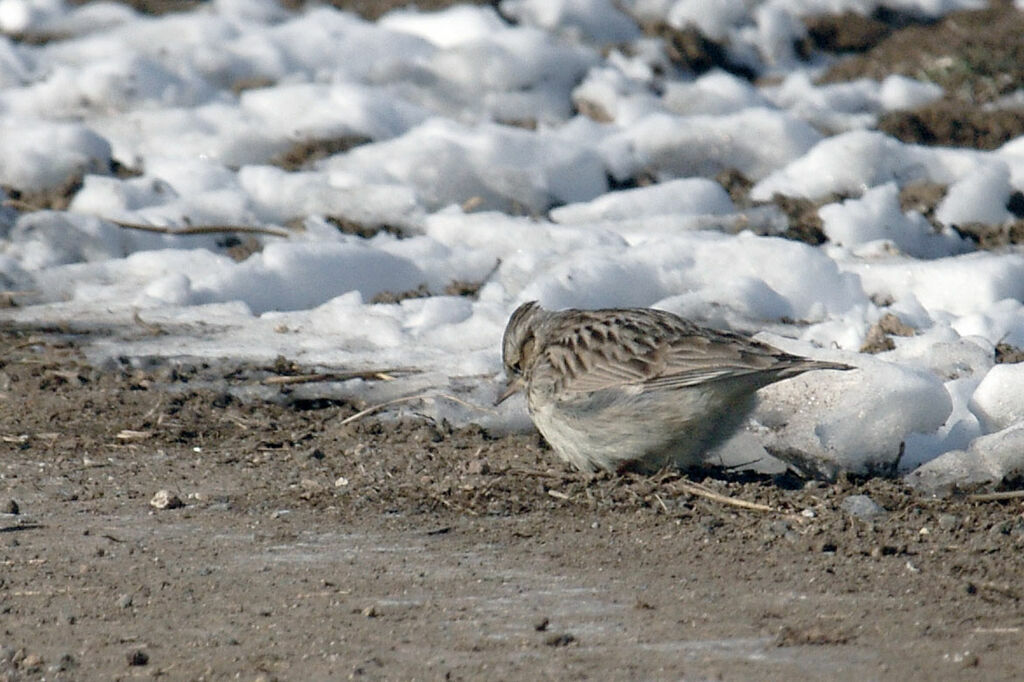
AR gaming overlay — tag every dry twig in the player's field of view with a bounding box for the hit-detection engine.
[262,370,409,385]
[505,468,568,479]
[667,480,775,512]
[967,490,1024,502]
[108,218,290,238]
[338,392,495,426]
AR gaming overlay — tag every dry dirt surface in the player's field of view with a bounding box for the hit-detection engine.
[2,328,1024,681]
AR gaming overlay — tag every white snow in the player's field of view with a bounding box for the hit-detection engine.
[756,345,952,480]
[819,182,969,258]
[550,178,735,223]
[1,0,1023,488]
[969,363,1024,434]
[907,423,1024,494]
[0,119,112,190]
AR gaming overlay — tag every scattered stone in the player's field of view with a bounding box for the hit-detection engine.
[2,499,18,514]
[776,624,849,646]
[988,521,1013,539]
[699,516,723,534]
[466,459,491,475]
[117,593,133,609]
[959,653,980,668]
[840,494,888,520]
[544,633,576,647]
[126,649,149,666]
[534,617,550,632]
[53,652,76,672]
[149,489,183,510]
[937,513,960,530]
[361,605,378,618]
[21,653,43,669]
[816,538,838,553]
[299,478,324,493]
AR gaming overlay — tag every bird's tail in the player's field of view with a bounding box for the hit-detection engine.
[779,358,855,379]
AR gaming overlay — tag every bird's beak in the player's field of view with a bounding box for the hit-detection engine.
[494,376,524,406]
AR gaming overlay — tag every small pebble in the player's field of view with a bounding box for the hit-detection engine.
[21,653,42,668]
[988,521,1012,538]
[937,513,959,530]
[54,652,76,671]
[544,633,576,647]
[149,489,183,510]
[126,649,149,666]
[299,478,323,492]
[960,653,979,668]
[117,593,133,609]
[840,494,887,520]
[817,539,838,553]
[466,459,490,475]
[3,499,18,514]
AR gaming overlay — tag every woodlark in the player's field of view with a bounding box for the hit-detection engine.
[499,301,852,473]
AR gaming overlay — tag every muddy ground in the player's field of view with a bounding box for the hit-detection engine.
[2,328,1023,681]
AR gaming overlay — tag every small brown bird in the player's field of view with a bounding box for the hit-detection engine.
[499,301,852,473]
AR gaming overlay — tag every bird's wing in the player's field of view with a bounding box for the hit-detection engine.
[541,309,798,396]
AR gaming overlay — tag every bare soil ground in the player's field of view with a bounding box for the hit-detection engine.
[2,329,1024,681]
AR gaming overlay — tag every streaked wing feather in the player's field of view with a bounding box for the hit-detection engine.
[558,363,652,393]
[545,310,794,396]
[642,366,768,389]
